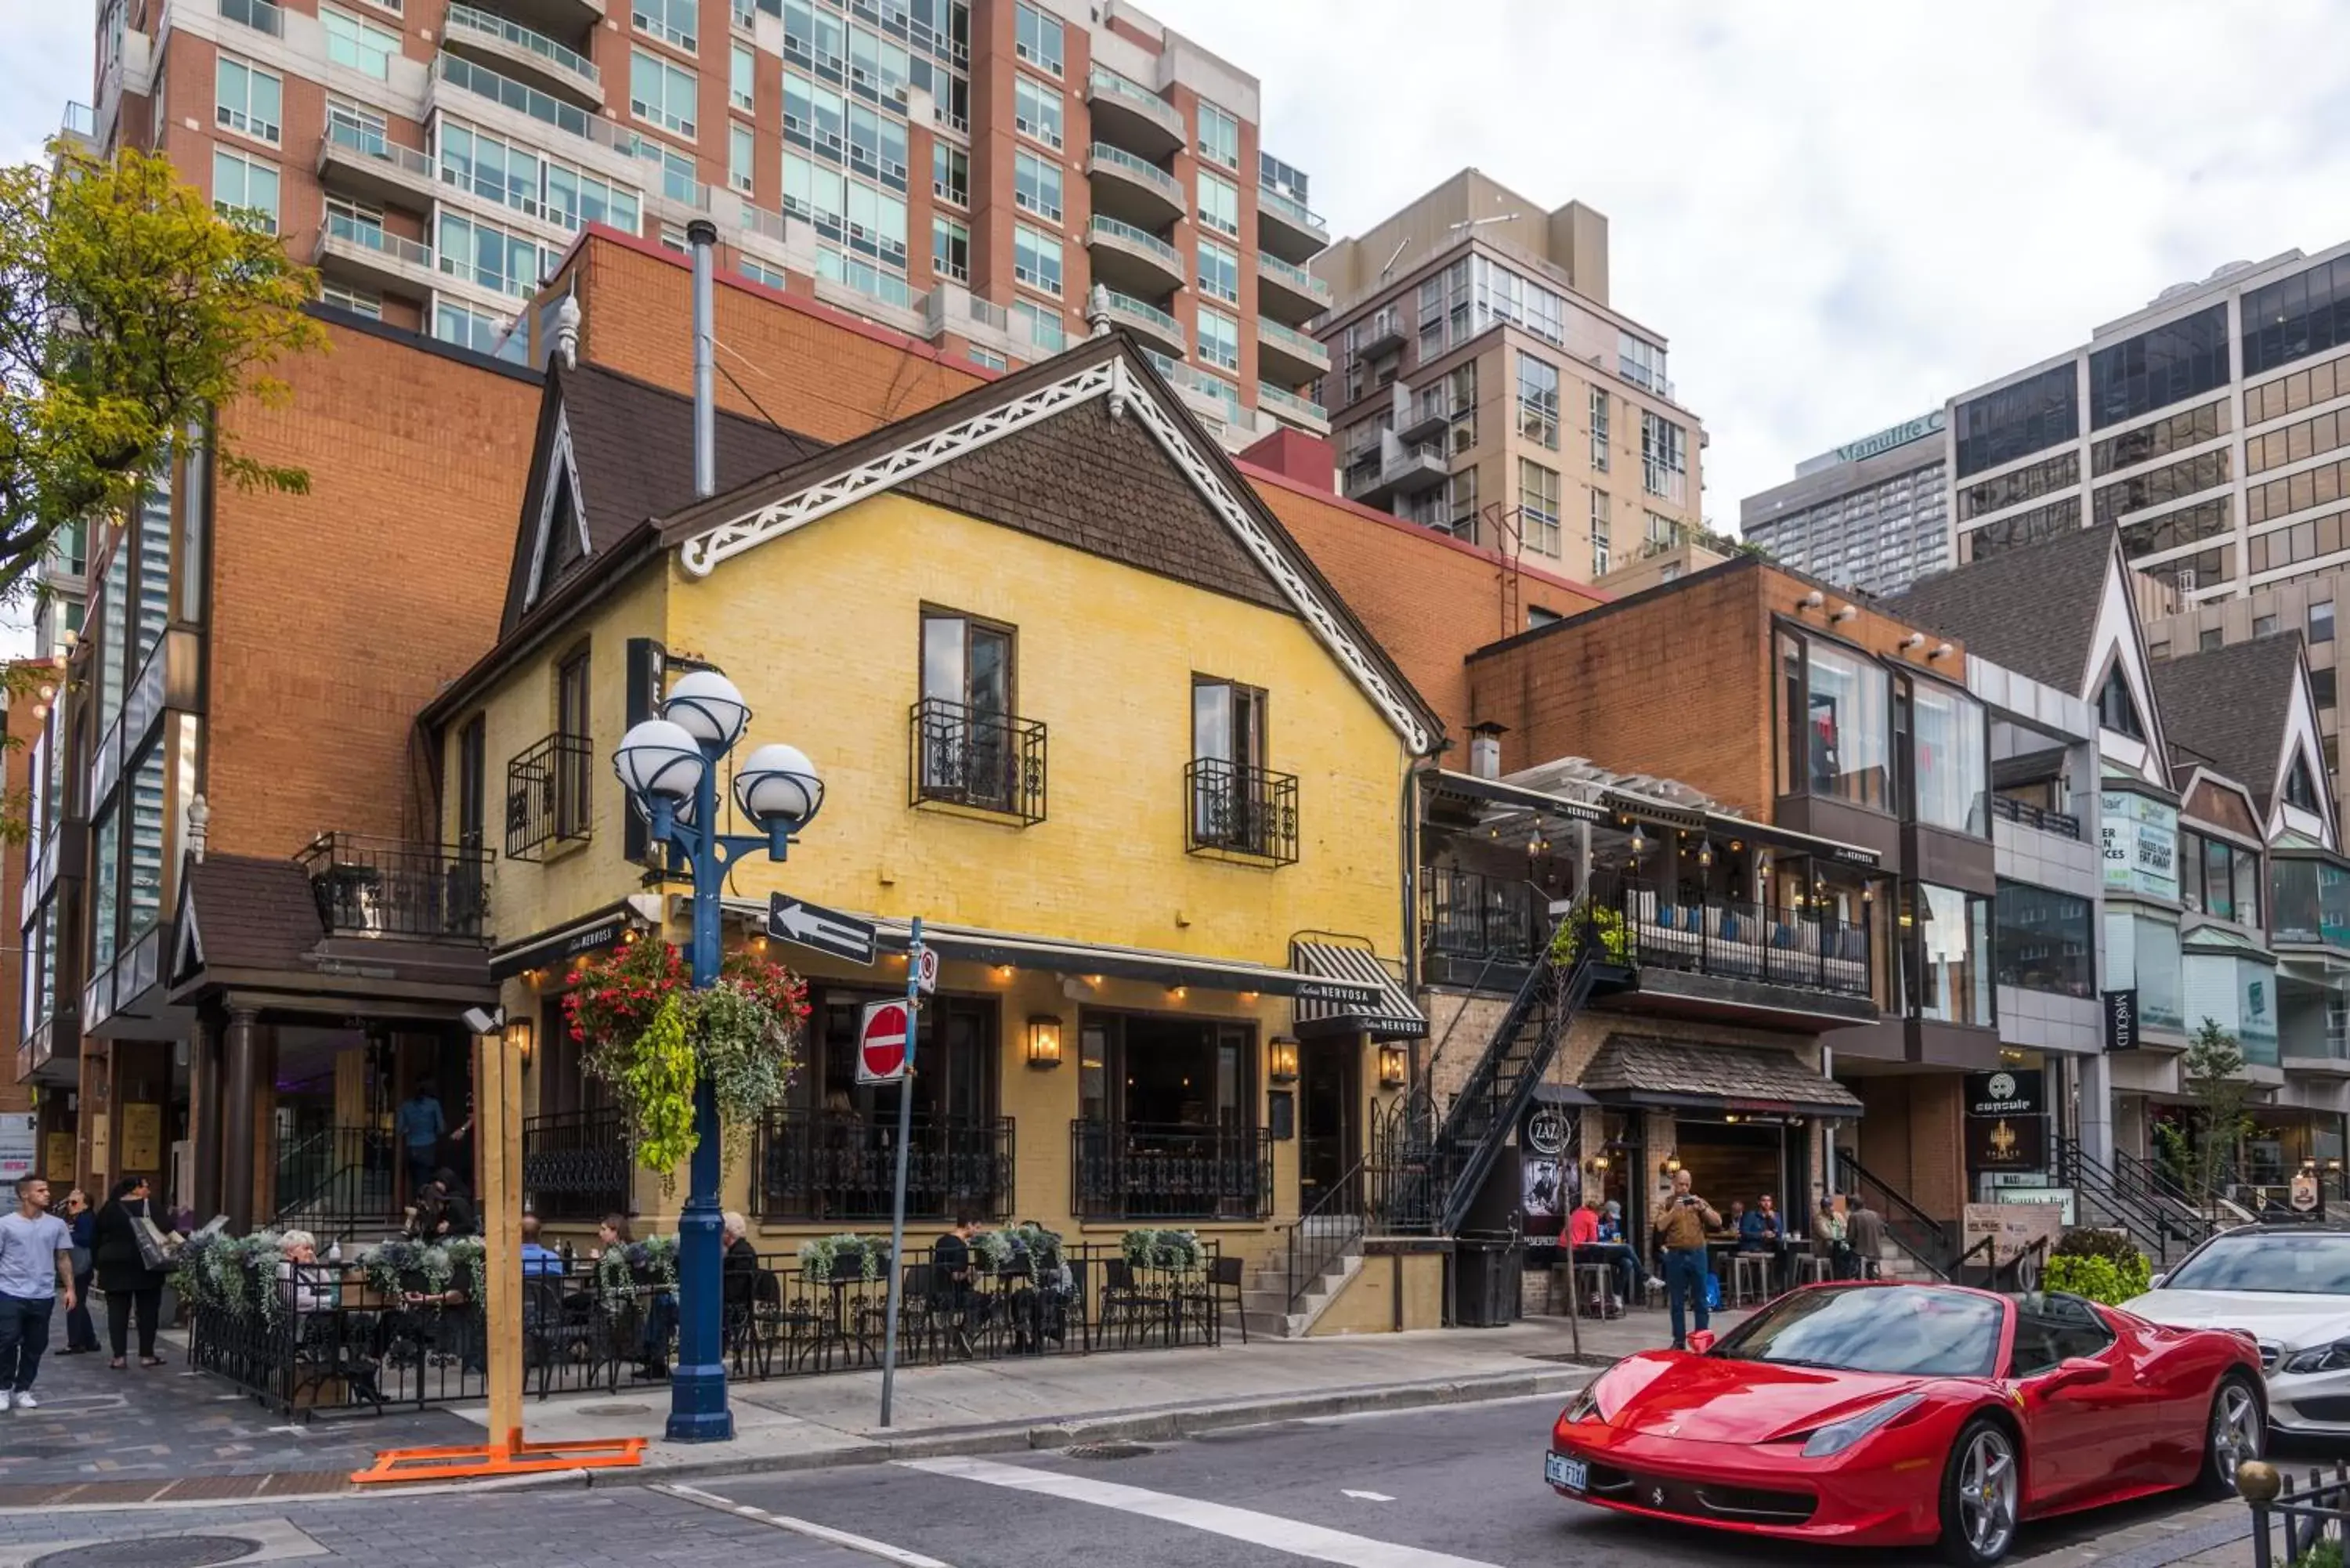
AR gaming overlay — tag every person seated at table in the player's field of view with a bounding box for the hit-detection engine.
[1815,1196,1849,1277]
[1596,1201,1626,1243]
[277,1230,336,1316]
[1725,1199,1748,1240]
[1562,1194,1643,1311]
[519,1215,564,1277]
[1739,1195,1781,1252]
[931,1211,983,1354]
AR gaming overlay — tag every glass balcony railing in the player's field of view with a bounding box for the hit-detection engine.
[1257,182,1328,237]
[1257,382,1326,425]
[446,4,599,86]
[321,117,432,179]
[61,101,96,138]
[434,54,628,155]
[1088,214,1180,269]
[322,211,432,269]
[1257,251,1330,300]
[1106,291,1180,338]
[1086,67,1184,137]
[219,0,285,38]
[1258,318,1329,363]
[1086,142,1180,204]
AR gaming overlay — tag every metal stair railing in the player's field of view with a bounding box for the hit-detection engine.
[1833,1148,1958,1279]
[1282,1156,1368,1313]
[2052,1134,2211,1264]
[1432,889,1608,1236]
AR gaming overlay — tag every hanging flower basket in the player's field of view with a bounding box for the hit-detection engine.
[564,940,810,1190]
[798,1232,886,1285]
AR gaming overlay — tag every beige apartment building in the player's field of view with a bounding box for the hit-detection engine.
[1309,169,1706,584]
[82,0,1331,450]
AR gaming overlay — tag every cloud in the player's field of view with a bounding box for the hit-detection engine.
[2,2,96,168]
[1149,0,2350,528]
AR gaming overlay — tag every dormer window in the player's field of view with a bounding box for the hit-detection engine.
[2285,752,2323,814]
[544,475,584,583]
[2097,665,2146,741]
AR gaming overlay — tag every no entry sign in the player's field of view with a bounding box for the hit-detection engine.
[856,999,911,1083]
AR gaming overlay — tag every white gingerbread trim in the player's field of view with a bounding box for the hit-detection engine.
[673,351,1434,752]
[678,360,1115,576]
[522,406,591,609]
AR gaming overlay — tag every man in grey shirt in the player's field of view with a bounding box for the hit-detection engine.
[0,1174,77,1411]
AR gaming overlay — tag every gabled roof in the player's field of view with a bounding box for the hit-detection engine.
[169,854,324,980]
[658,331,1443,753]
[1878,526,2119,691]
[2153,635,2314,821]
[1579,1033,1863,1114]
[499,362,826,636]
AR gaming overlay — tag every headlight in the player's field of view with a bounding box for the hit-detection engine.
[1799,1393,1925,1458]
[1563,1386,1604,1425]
[2281,1339,2350,1375]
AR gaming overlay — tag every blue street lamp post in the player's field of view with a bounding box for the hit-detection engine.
[613,670,823,1443]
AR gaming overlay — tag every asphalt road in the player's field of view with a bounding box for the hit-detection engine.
[685,1394,2239,1568]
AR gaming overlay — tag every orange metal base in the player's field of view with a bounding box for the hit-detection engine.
[349,1430,647,1484]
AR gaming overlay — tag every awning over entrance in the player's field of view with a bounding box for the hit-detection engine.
[1580,1033,1864,1119]
[715,901,1385,1007]
[1289,938,1428,1039]
[489,901,644,981]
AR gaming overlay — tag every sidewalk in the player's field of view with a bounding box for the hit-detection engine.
[0,1306,1696,1507]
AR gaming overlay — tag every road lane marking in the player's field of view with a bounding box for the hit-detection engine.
[899,1456,1504,1568]
[1340,1490,1395,1502]
[656,1482,954,1568]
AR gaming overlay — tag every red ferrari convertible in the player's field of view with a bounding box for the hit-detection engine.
[1546,1281,2265,1566]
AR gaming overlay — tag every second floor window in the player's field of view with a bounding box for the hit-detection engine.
[1194,676,1266,775]
[216,56,282,144]
[919,610,1023,813]
[1517,460,1560,557]
[1906,677,1988,836]
[1014,223,1061,294]
[457,713,486,857]
[1779,629,1891,810]
[555,648,592,839]
[932,214,969,281]
[2181,829,2261,925]
[212,148,279,233]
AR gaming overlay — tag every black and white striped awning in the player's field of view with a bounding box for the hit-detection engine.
[1289,940,1427,1041]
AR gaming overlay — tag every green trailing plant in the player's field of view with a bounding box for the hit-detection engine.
[797,1232,884,1284]
[1120,1227,1204,1274]
[971,1228,1013,1271]
[443,1237,488,1309]
[564,941,808,1190]
[1009,1223,1065,1272]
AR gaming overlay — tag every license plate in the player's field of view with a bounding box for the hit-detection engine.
[1546,1452,1587,1492]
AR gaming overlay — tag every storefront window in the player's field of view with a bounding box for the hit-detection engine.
[1780,630,1889,809]
[91,811,120,972]
[2272,855,2350,948]
[2107,911,2184,1031]
[2102,789,2179,901]
[1994,882,2095,997]
[1911,680,1988,835]
[2181,829,2261,927]
[1910,883,1992,1025]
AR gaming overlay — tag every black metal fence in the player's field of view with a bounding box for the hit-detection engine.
[752,1109,1014,1223]
[187,1241,1228,1420]
[505,732,595,860]
[1620,883,1873,998]
[2243,1462,2350,1566]
[522,1107,634,1223]
[1990,793,2081,840]
[909,698,1047,823]
[297,833,493,941]
[1184,758,1299,865]
[1071,1121,1274,1222]
[1419,869,1548,974]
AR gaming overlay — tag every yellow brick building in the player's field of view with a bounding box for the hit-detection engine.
[420,330,1441,1261]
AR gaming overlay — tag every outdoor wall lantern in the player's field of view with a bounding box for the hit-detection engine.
[1585,1153,1611,1174]
[1696,840,1714,869]
[504,1016,534,1068]
[1377,1043,1408,1089]
[1026,1014,1064,1068]
[1660,1154,1683,1180]
[1268,1036,1300,1084]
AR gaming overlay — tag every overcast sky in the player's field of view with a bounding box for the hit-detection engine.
[8,1,2350,540]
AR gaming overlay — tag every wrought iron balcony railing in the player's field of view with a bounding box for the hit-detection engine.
[908,698,1047,824]
[1184,757,1298,865]
[506,732,594,860]
[754,1108,1014,1223]
[1420,868,1549,972]
[1990,793,2081,840]
[1070,1121,1273,1221]
[296,833,492,943]
[1621,881,1873,999]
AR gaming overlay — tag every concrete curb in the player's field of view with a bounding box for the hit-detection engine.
[2,1364,1594,1512]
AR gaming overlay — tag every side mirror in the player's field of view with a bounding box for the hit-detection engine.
[1687,1330,1716,1354]
[2148,1273,2168,1291]
[2043,1357,2110,1393]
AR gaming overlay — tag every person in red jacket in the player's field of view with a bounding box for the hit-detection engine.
[1562,1194,1643,1310]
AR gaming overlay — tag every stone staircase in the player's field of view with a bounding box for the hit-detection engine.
[1227,1242,1364,1340]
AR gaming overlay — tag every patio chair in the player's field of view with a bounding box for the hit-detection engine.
[1187,1253,1246,1345]
[1100,1258,1174,1349]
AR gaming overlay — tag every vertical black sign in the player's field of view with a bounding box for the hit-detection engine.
[622,638,667,865]
[2102,988,2139,1052]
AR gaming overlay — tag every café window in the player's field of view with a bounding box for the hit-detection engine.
[1907,883,1992,1027]
[1906,677,1988,835]
[1994,882,2095,998]
[2180,829,2261,926]
[1077,1010,1253,1131]
[1777,630,1890,810]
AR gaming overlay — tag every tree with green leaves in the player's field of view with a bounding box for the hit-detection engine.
[2175,1016,2254,1206]
[0,139,325,602]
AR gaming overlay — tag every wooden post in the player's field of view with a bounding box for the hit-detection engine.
[476,1024,523,1457]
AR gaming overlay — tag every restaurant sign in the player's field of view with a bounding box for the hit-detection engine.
[2101,791,2179,901]
[1964,1069,2044,1120]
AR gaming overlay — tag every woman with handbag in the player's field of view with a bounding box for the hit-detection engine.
[57,1189,99,1355]
[93,1176,172,1369]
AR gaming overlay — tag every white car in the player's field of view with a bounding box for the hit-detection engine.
[2123,1225,2350,1437]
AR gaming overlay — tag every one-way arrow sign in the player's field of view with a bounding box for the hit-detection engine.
[766,892,877,965]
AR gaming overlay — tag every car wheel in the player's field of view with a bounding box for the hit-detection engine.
[2198,1373,2265,1498]
[1937,1417,2020,1566]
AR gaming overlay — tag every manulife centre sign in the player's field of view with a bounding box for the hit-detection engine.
[1834,410,1947,465]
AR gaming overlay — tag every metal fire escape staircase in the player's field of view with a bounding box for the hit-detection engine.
[1432,898,1607,1236]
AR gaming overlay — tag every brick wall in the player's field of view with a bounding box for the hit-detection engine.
[562,231,991,443]
[204,320,539,855]
[0,663,53,1117]
[1467,561,1968,815]
[1260,476,1607,745]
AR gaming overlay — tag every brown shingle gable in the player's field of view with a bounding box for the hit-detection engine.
[179,854,324,974]
[1580,1032,1863,1111]
[2151,634,2308,815]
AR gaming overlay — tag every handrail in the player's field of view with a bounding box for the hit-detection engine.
[1833,1148,1955,1279]
[1282,1152,1370,1312]
[2052,1134,2213,1264]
